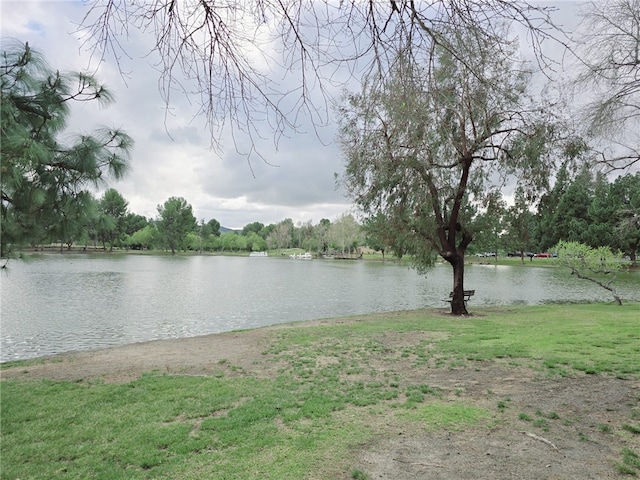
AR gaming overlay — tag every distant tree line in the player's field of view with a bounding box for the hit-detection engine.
[461,166,640,265]
[6,186,368,257]
[11,164,636,265]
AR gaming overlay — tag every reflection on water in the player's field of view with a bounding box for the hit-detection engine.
[1,254,638,362]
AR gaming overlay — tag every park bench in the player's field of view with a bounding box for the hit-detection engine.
[444,290,475,307]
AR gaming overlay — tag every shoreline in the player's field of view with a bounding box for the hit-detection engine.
[9,247,639,270]
[3,298,640,366]
[2,304,639,382]
[0,310,427,382]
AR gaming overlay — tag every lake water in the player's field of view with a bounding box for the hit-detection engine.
[1,254,638,362]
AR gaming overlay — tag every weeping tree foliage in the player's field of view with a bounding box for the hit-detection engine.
[554,241,625,306]
[77,1,568,156]
[338,26,562,315]
[0,41,133,257]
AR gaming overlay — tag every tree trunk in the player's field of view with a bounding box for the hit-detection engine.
[449,254,468,315]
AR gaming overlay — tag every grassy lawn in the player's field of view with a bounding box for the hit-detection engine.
[265,303,640,376]
[2,303,639,479]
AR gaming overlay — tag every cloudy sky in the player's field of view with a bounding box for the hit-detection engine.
[1,1,582,229]
[1,0,358,229]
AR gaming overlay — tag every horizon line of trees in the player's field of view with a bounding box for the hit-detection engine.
[13,166,638,265]
[11,188,365,257]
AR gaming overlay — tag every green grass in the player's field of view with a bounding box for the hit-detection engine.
[399,402,491,430]
[266,303,640,377]
[623,423,640,434]
[1,375,371,479]
[2,303,639,479]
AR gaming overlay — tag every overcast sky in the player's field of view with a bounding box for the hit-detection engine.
[1,1,583,229]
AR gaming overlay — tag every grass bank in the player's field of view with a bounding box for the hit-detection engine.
[2,303,639,479]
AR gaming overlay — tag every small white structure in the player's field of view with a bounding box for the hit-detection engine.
[249,251,268,257]
[290,252,313,259]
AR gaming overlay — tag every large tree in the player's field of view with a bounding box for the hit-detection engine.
[128,224,159,251]
[98,188,129,251]
[585,171,617,249]
[363,212,402,261]
[206,218,221,237]
[156,196,197,254]
[338,27,561,315]
[533,162,568,252]
[123,213,148,237]
[0,41,132,257]
[241,222,265,238]
[328,213,361,257]
[314,218,331,255]
[267,219,294,252]
[552,166,593,245]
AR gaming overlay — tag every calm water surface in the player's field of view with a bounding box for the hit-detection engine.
[1,254,638,362]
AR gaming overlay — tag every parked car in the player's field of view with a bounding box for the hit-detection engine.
[535,252,552,258]
[508,251,534,258]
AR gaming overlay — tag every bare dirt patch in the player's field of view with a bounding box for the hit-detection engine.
[2,320,639,480]
[357,369,639,479]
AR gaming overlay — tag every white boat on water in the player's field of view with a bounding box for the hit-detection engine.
[249,251,268,257]
[289,252,313,259]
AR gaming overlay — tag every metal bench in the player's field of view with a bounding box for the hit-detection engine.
[445,290,475,306]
